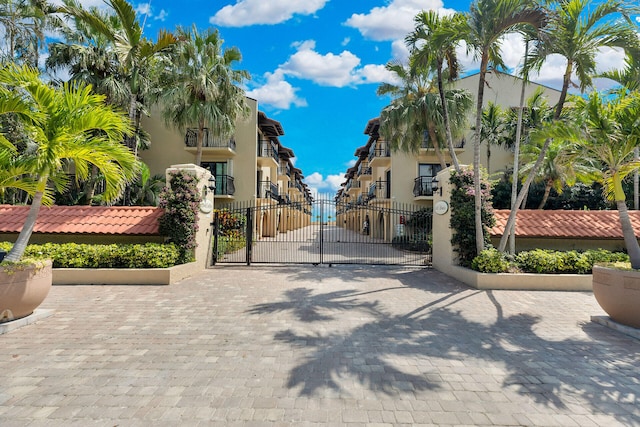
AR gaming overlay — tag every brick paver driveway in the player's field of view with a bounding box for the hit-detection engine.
[1,266,639,426]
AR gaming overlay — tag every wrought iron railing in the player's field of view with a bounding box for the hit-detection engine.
[258,141,279,162]
[185,129,236,149]
[367,180,389,200]
[368,144,390,162]
[413,176,437,197]
[257,180,279,201]
[357,164,372,176]
[214,175,235,196]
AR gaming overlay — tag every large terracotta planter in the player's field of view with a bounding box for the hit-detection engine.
[592,265,640,329]
[0,260,52,323]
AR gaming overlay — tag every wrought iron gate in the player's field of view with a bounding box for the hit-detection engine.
[211,198,432,266]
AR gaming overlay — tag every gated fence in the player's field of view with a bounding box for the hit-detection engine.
[211,198,432,266]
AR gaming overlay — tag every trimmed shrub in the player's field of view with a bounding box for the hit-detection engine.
[471,248,512,273]
[0,242,180,268]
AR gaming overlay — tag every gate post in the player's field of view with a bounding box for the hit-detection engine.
[212,211,220,265]
[245,207,253,266]
[432,166,456,274]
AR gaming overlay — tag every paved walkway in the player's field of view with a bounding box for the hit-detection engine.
[1,266,639,426]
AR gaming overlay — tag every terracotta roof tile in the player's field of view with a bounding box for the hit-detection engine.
[490,209,640,239]
[0,205,163,235]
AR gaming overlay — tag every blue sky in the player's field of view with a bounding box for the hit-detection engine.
[60,0,639,198]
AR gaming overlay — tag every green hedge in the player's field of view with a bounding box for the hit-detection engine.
[472,248,629,274]
[0,242,181,268]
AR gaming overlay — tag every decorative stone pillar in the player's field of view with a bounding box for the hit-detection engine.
[432,166,456,272]
[165,164,214,269]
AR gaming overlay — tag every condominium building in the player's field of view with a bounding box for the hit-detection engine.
[336,71,562,240]
[139,97,312,238]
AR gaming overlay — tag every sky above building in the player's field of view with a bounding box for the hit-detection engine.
[60,0,639,199]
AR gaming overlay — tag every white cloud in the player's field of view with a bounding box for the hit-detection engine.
[210,0,329,27]
[346,159,357,168]
[246,70,307,109]
[344,0,451,41]
[277,40,398,88]
[135,3,168,23]
[136,3,151,15]
[304,172,343,198]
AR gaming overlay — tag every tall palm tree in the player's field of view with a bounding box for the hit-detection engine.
[519,136,594,209]
[533,90,640,267]
[157,25,250,166]
[497,0,640,252]
[464,0,547,255]
[57,0,177,156]
[0,64,137,262]
[0,0,60,67]
[407,10,467,171]
[378,62,472,168]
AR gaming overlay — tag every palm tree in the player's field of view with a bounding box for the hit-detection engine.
[57,0,177,156]
[407,10,467,171]
[519,136,595,209]
[157,25,250,166]
[532,90,640,267]
[479,102,509,174]
[0,0,60,67]
[378,61,472,168]
[0,64,137,262]
[464,0,547,255]
[497,0,640,252]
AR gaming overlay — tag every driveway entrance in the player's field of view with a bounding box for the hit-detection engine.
[212,198,432,266]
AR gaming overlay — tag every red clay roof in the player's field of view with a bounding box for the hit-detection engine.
[0,205,162,235]
[491,209,640,239]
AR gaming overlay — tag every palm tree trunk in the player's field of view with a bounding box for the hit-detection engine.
[498,61,573,252]
[473,59,488,256]
[429,126,447,169]
[509,44,528,254]
[617,200,640,269]
[537,181,552,209]
[437,64,460,172]
[4,190,44,262]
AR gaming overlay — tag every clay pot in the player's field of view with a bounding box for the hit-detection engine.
[592,265,640,329]
[0,260,52,323]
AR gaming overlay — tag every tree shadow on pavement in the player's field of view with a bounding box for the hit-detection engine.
[247,282,640,425]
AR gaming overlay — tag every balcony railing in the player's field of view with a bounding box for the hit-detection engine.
[357,164,372,176]
[288,181,303,192]
[278,164,291,177]
[413,176,436,197]
[367,180,390,200]
[368,143,390,162]
[258,141,279,163]
[257,180,280,201]
[420,137,465,149]
[185,129,236,149]
[214,175,235,196]
[345,180,361,191]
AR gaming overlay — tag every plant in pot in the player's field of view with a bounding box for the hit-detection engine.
[533,89,640,328]
[0,63,137,323]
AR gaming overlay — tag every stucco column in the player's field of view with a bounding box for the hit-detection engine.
[432,166,457,273]
[165,164,214,270]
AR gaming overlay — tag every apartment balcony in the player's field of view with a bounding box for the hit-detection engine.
[357,164,372,182]
[368,144,391,167]
[367,180,390,203]
[278,164,291,181]
[288,180,303,194]
[184,129,236,155]
[257,142,279,167]
[413,176,436,198]
[345,179,361,196]
[257,180,281,202]
[214,175,235,198]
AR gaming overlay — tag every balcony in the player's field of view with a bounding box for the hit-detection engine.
[367,180,390,202]
[420,137,465,150]
[257,180,280,202]
[368,143,391,167]
[184,129,236,154]
[214,175,235,197]
[357,164,372,181]
[413,176,436,198]
[278,164,291,180]
[345,179,361,195]
[257,141,279,167]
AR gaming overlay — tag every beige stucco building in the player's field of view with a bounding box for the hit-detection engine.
[336,72,562,240]
[139,97,313,238]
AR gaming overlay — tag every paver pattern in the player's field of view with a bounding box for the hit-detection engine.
[1,266,639,426]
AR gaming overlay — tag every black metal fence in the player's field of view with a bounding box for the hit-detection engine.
[211,198,432,266]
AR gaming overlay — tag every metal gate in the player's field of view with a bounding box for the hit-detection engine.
[211,198,432,266]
